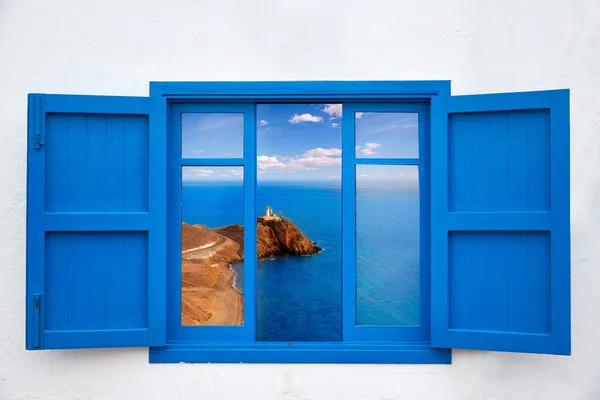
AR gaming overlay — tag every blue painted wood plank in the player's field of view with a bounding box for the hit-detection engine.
[525,110,551,210]
[26,94,47,349]
[430,94,450,348]
[549,89,571,355]
[448,90,551,113]
[44,329,149,349]
[418,107,432,337]
[44,213,149,231]
[353,158,420,166]
[527,233,550,333]
[488,112,509,211]
[448,232,470,329]
[150,81,451,98]
[446,211,551,231]
[123,233,149,329]
[105,233,126,330]
[67,234,88,329]
[124,116,149,211]
[470,113,491,211]
[166,101,182,342]
[341,104,357,340]
[507,111,529,210]
[105,116,126,211]
[446,330,555,355]
[243,103,257,340]
[150,342,451,364]
[86,115,108,211]
[180,158,245,166]
[148,97,168,346]
[67,115,88,211]
[44,234,69,330]
[448,114,472,211]
[43,94,151,115]
[45,115,70,211]
[508,234,528,331]
[86,234,106,330]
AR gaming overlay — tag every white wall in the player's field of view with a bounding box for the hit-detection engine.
[1,0,598,398]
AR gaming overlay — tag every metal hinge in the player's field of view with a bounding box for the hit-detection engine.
[34,132,44,150]
[33,294,41,348]
[31,95,45,151]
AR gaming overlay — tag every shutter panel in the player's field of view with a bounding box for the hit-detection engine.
[26,94,167,349]
[431,90,570,355]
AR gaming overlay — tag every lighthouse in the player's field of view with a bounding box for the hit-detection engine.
[263,205,282,220]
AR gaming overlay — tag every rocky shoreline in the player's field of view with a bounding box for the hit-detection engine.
[181,217,320,326]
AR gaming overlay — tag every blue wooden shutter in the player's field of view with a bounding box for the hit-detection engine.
[26,94,167,349]
[431,90,570,355]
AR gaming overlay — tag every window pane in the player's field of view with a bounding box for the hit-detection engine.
[356,165,420,326]
[355,112,419,158]
[181,113,244,158]
[181,166,244,326]
[255,104,342,341]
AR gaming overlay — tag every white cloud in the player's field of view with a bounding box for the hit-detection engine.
[289,113,323,124]
[257,155,285,170]
[258,120,269,127]
[192,149,204,154]
[322,104,342,118]
[257,148,342,174]
[185,168,214,177]
[359,142,381,156]
[302,148,342,157]
[355,112,364,119]
[331,123,339,128]
[287,156,342,169]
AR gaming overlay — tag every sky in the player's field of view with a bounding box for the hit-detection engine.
[182,104,419,182]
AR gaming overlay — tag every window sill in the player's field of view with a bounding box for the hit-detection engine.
[149,342,451,364]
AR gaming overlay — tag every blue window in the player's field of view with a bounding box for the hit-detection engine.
[25,82,570,362]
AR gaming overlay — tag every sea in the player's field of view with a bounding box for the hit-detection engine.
[182,180,420,342]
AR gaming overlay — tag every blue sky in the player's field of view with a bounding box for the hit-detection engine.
[182,104,419,182]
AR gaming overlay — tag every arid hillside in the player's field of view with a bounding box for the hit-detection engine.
[180,218,320,326]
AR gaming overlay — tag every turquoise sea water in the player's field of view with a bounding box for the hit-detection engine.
[182,180,420,341]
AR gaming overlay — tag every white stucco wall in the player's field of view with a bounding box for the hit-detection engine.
[1,0,598,398]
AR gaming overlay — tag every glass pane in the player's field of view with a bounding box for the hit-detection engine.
[356,165,420,326]
[181,113,244,158]
[255,104,342,341]
[355,112,419,158]
[181,166,244,326]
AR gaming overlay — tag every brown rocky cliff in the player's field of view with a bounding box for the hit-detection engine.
[215,218,321,259]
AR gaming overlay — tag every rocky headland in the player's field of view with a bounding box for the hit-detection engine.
[181,216,320,326]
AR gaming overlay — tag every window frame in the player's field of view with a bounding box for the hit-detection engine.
[149,81,452,364]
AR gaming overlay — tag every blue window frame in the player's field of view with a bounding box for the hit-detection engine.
[341,102,430,343]
[168,103,256,342]
[25,81,571,363]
